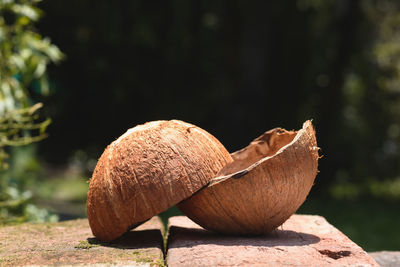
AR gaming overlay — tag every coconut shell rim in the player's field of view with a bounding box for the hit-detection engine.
[207,120,315,187]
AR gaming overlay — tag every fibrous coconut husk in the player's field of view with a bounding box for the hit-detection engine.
[178,120,319,234]
[87,120,233,241]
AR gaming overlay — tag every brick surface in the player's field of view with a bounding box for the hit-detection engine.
[0,217,164,266]
[167,215,378,266]
[369,251,400,267]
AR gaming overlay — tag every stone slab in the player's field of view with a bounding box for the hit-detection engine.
[369,251,400,267]
[167,215,378,266]
[0,217,164,266]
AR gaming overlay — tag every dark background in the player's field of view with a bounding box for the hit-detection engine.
[36,0,400,195]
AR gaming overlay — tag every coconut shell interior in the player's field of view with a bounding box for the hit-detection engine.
[217,128,297,177]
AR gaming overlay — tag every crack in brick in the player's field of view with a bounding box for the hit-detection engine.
[318,249,351,260]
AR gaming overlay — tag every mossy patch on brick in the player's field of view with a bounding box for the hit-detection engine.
[74,240,100,249]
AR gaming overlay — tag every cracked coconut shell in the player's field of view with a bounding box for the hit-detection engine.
[87,120,233,241]
[178,120,319,235]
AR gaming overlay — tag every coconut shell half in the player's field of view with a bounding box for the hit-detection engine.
[178,120,319,235]
[87,120,233,241]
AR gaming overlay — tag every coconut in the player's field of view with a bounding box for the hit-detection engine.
[177,120,319,235]
[87,120,233,241]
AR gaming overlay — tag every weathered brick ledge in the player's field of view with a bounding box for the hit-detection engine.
[167,215,378,266]
[0,215,379,266]
[0,217,164,266]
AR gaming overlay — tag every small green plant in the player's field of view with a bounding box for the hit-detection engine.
[0,0,63,224]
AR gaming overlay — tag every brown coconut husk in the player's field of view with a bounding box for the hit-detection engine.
[178,120,319,235]
[87,120,233,241]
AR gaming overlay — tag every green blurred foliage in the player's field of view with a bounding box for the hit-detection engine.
[0,0,63,168]
[0,103,50,169]
[0,0,62,224]
[0,145,58,224]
